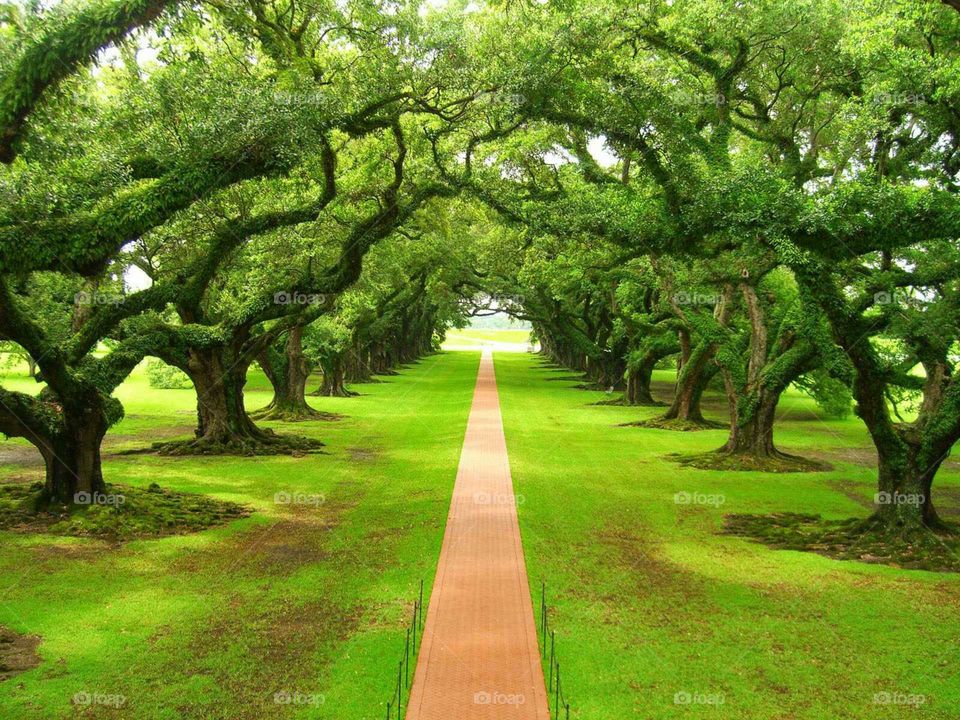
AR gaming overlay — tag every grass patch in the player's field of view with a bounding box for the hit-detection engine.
[722,512,960,573]
[497,354,960,720]
[0,482,250,541]
[0,352,477,719]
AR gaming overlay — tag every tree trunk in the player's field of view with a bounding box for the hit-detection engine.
[254,326,323,420]
[625,352,661,406]
[721,387,780,457]
[660,344,714,423]
[314,355,357,397]
[39,411,108,504]
[190,352,264,443]
[866,428,942,529]
[153,346,289,454]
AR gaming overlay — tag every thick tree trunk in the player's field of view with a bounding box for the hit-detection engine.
[154,346,294,454]
[254,326,323,420]
[313,356,357,397]
[872,432,942,530]
[660,345,714,423]
[625,352,661,406]
[190,353,264,443]
[721,387,780,457]
[39,413,108,504]
[588,353,625,390]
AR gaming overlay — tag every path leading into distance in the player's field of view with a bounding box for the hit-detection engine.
[405,350,550,720]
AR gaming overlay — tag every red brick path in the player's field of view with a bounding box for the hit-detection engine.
[405,350,550,720]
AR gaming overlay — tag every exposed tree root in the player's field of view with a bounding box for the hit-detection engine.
[152,430,324,456]
[308,387,359,398]
[249,405,343,423]
[621,417,726,431]
[594,396,667,407]
[722,512,960,572]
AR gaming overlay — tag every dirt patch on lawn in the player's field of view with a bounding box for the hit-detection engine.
[0,626,41,681]
[589,520,709,626]
[157,595,362,719]
[172,497,357,577]
[345,447,380,462]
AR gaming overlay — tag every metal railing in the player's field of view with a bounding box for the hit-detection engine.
[539,581,572,720]
[385,580,424,720]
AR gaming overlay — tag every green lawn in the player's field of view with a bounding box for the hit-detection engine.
[0,353,479,719]
[496,352,960,720]
[2,351,959,719]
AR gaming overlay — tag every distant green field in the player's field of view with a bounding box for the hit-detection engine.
[442,328,532,349]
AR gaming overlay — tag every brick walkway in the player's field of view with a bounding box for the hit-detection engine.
[405,350,550,720]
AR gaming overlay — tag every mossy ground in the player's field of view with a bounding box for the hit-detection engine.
[722,512,960,572]
[0,482,250,541]
[622,416,727,431]
[672,449,832,473]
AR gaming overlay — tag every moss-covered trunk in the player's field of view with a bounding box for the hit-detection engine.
[660,343,714,423]
[314,355,356,397]
[254,326,321,420]
[40,407,109,503]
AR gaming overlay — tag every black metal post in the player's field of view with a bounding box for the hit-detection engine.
[555,663,560,720]
[549,630,555,690]
[412,602,418,655]
[405,629,410,687]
